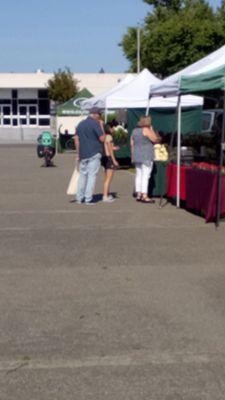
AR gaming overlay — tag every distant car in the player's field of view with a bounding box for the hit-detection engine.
[202,109,223,135]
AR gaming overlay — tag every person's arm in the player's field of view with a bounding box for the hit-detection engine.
[99,134,106,143]
[107,138,119,167]
[74,134,80,161]
[95,121,106,143]
[143,126,161,143]
[130,136,134,163]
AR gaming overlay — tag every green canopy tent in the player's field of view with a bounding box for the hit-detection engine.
[181,65,225,94]
[180,65,225,227]
[150,44,225,226]
[57,88,93,116]
[128,107,202,136]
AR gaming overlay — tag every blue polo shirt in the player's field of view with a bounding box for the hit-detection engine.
[76,117,103,160]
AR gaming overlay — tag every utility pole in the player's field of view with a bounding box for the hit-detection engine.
[137,27,141,73]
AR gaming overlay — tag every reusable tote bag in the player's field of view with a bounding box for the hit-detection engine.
[67,161,80,195]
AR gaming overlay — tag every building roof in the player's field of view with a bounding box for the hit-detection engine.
[0,71,131,96]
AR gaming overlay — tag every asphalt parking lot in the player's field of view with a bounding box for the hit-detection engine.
[1,145,225,400]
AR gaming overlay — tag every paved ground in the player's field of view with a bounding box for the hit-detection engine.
[1,145,225,400]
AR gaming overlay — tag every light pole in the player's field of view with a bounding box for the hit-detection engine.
[137,27,141,73]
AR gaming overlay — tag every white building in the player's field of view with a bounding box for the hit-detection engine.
[0,70,128,142]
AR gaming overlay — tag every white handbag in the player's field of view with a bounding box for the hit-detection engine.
[67,162,80,195]
[154,144,169,161]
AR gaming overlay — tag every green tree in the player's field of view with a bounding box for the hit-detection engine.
[121,0,225,77]
[47,67,79,103]
[144,0,183,10]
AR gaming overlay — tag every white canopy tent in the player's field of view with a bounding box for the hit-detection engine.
[149,45,225,209]
[81,73,136,110]
[150,44,225,97]
[82,68,203,110]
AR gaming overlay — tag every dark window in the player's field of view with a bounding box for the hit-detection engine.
[19,106,27,115]
[20,118,27,125]
[0,99,11,104]
[39,118,50,126]
[30,118,37,125]
[3,106,10,115]
[18,99,37,104]
[29,106,37,115]
[38,99,50,115]
[13,119,18,126]
[12,90,18,99]
[12,100,17,115]
[38,89,48,99]
[202,113,212,132]
[3,118,10,125]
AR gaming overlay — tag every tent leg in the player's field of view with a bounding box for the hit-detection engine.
[216,90,225,228]
[145,96,151,116]
[176,95,181,208]
[104,108,108,124]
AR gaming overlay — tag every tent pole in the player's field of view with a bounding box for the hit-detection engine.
[104,107,108,123]
[176,95,181,208]
[216,90,225,228]
[146,95,151,116]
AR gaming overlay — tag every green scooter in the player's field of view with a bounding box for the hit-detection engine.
[37,131,56,167]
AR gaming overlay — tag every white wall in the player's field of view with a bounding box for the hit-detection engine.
[56,116,86,135]
[0,89,11,97]
[18,89,38,99]
[0,127,53,142]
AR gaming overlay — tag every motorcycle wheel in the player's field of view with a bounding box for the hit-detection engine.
[44,152,51,167]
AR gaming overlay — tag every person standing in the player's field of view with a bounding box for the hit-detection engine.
[130,116,160,203]
[101,124,119,202]
[74,107,105,205]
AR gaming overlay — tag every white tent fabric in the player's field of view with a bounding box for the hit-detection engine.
[82,68,203,109]
[150,44,225,97]
[81,74,136,109]
[150,94,203,108]
[104,69,160,109]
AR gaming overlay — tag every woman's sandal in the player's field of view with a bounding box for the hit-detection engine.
[136,193,142,202]
[141,197,155,204]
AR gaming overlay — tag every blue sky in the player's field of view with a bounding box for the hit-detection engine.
[0,0,221,73]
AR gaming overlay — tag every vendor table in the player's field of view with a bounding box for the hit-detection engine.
[149,161,168,197]
[166,163,192,201]
[186,168,225,222]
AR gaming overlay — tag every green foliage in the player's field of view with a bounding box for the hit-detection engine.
[113,126,129,145]
[121,0,225,77]
[104,112,117,123]
[47,67,79,102]
[144,0,182,9]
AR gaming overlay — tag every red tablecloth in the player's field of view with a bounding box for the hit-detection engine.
[186,168,225,222]
[166,163,191,201]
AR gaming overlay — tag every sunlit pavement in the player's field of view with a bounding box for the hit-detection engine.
[1,145,225,400]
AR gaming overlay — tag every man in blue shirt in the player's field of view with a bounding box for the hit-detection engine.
[74,107,105,204]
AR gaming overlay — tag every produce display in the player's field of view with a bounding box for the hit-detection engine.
[192,162,225,174]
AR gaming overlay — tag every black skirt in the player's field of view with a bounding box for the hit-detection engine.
[101,156,116,170]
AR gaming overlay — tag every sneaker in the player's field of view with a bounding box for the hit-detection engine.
[85,201,96,206]
[102,196,115,203]
[107,194,114,200]
[70,198,82,204]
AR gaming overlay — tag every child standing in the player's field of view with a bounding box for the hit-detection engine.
[101,124,119,202]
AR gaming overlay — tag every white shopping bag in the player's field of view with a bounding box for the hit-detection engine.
[67,163,80,195]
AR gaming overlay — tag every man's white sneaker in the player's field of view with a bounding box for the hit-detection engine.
[103,196,115,203]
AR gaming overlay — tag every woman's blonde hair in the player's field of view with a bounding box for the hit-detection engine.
[138,116,151,128]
